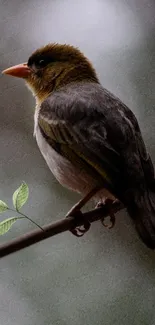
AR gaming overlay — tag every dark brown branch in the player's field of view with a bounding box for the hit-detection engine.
[0,201,124,258]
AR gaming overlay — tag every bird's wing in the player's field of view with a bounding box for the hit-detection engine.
[38,83,154,200]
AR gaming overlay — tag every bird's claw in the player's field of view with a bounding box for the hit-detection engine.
[70,221,91,237]
[96,198,119,229]
[101,213,115,229]
[66,208,91,237]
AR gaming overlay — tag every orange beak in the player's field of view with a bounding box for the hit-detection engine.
[2,63,31,78]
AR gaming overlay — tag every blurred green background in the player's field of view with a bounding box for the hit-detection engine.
[0,0,155,324]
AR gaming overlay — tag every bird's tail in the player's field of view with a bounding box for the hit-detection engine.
[127,187,155,249]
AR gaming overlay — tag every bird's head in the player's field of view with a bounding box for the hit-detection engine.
[2,43,99,103]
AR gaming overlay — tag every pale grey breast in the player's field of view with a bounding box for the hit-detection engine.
[34,117,113,201]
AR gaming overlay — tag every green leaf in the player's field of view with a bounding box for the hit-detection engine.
[13,182,29,211]
[0,217,23,235]
[0,200,8,213]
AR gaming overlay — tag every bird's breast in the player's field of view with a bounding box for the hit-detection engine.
[35,123,95,193]
[34,110,114,200]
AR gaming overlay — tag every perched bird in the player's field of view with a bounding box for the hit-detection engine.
[2,43,155,248]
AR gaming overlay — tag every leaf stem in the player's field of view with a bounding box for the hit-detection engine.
[8,208,44,231]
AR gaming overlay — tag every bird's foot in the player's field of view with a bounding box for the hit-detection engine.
[96,198,119,229]
[66,187,101,237]
[66,206,90,237]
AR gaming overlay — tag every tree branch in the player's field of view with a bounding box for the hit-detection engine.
[0,200,124,258]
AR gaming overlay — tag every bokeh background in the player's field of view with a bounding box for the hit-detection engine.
[0,0,155,324]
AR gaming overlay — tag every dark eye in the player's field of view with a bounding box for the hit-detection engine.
[37,59,46,67]
[27,56,50,70]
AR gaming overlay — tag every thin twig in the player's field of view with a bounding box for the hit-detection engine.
[9,208,44,231]
[0,201,124,258]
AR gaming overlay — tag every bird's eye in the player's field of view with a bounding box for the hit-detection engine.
[38,59,45,67]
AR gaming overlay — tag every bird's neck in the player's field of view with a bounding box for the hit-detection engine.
[55,64,99,88]
[35,64,99,105]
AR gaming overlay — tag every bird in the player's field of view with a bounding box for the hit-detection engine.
[2,43,155,248]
